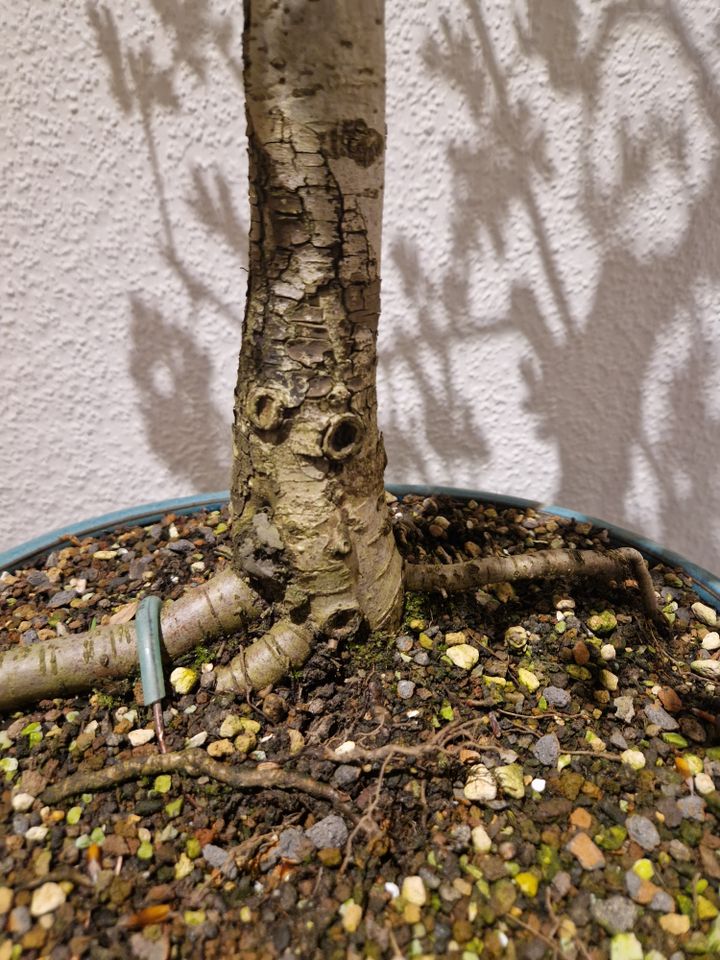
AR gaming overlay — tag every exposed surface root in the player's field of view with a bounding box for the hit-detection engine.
[405,546,659,619]
[0,568,265,713]
[42,748,355,819]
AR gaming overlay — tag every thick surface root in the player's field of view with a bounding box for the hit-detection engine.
[0,569,264,713]
[406,546,659,620]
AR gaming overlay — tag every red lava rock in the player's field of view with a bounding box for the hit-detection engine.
[573,641,590,665]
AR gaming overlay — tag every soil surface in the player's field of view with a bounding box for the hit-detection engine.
[2,493,720,960]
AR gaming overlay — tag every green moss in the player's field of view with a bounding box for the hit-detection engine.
[403,591,430,627]
[193,644,212,668]
[347,632,394,670]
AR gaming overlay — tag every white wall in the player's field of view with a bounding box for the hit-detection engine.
[3,1,720,574]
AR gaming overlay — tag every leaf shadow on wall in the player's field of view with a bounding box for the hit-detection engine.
[384,0,720,569]
[87,1,247,493]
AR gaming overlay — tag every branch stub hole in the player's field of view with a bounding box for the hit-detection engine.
[322,415,364,461]
[246,389,285,432]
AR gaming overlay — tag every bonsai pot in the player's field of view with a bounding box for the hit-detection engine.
[2,486,718,607]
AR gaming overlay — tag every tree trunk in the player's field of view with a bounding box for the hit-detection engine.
[216,0,403,693]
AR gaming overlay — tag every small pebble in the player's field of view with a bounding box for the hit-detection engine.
[625,815,660,851]
[614,696,636,722]
[591,895,638,934]
[694,772,715,795]
[306,815,348,850]
[532,734,560,767]
[600,644,616,661]
[692,659,720,679]
[542,686,570,708]
[402,875,427,906]
[692,602,718,627]
[463,764,497,802]
[620,750,646,770]
[702,632,720,651]
[11,792,35,812]
[471,825,492,853]
[610,932,643,960]
[30,882,66,917]
[128,728,155,747]
[643,704,679,731]
[566,832,606,871]
[445,644,479,670]
[170,667,198,695]
[397,680,416,700]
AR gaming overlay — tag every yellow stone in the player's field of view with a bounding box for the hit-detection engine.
[403,903,421,924]
[697,895,719,920]
[632,859,654,881]
[340,900,363,933]
[174,853,194,881]
[515,872,539,897]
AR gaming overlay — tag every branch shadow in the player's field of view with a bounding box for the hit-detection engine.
[86,1,246,493]
[383,0,720,569]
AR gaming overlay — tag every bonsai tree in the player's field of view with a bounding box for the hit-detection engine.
[0,0,657,715]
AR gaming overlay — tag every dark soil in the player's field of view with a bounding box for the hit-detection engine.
[2,494,720,960]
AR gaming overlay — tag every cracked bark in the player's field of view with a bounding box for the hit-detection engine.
[215,0,403,693]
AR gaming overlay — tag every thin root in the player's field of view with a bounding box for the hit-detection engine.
[42,748,355,821]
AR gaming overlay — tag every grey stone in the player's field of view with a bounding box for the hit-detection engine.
[397,680,416,700]
[395,636,414,652]
[668,839,693,861]
[332,764,360,788]
[12,815,30,835]
[202,844,229,869]
[542,686,570,708]
[643,704,679,731]
[532,733,560,767]
[657,798,683,828]
[677,795,706,822]
[625,815,660,851]
[413,652,430,666]
[590,895,638,934]
[305,814,348,850]
[8,906,31,935]
[649,890,675,912]
[48,590,76,608]
[274,828,313,864]
[167,539,195,554]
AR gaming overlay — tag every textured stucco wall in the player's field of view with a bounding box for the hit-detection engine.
[3,1,720,573]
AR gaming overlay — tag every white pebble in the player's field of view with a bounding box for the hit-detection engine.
[128,728,155,747]
[30,882,66,917]
[384,882,400,899]
[702,632,720,652]
[530,778,547,793]
[471,825,493,852]
[25,825,49,842]
[600,644,616,661]
[695,773,715,795]
[463,763,498,802]
[334,741,356,756]
[11,793,35,813]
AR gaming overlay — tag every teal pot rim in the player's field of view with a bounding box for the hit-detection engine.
[2,485,718,608]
